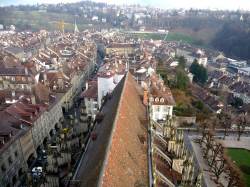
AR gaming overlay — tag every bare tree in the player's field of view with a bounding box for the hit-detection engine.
[236,113,248,141]
[199,123,207,145]
[218,109,231,140]
[208,142,223,167]
[210,153,226,183]
[203,131,214,159]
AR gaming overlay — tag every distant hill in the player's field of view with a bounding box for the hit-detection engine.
[1,2,250,60]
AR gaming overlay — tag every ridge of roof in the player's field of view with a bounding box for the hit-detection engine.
[97,72,129,186]
[99,72,148,187]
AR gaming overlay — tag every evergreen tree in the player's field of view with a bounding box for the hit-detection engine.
[190,60,208,84]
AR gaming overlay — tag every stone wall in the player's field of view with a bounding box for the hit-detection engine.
[174,116,196,127]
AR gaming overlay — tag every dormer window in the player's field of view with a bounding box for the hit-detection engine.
[155,97,159,102]
[160,98,165,103]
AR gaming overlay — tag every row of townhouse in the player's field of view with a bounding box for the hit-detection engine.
[208,69,250,104]
[0,98,63,187]
[0,32,97,186]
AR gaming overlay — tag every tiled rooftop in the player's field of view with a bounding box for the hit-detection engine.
[101,72,148,187]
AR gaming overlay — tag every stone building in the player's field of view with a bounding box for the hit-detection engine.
[0,112,31,187]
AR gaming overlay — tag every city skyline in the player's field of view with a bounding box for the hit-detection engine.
[1,0,250,10]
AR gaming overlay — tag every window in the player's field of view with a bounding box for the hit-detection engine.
[12,175,17,184]
[164,106,169,112]
[14,151,18,157]
[8,156,13,164]
[1,164,6,172]
[155,106,160,112]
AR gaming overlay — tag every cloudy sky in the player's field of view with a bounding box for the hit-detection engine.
[1,0,250,10]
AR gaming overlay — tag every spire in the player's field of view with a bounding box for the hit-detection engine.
[74,18,79,34]
[240,15,244,22]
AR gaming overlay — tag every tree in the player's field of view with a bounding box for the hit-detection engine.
[217,109,232,139]
[176,56,186,70]
[212,22,250,60]
[236,113,248,141]
[176,69,189,90]
[210,152,226,183]
[202,131,214,159]
[192,100,204,110]
[208,143,223,167]
[230,97,243,109]
[189,60,208,85]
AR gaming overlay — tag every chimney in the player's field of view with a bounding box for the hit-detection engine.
[162,86,166,92]
[31,95,36,104]
[85,82,88,90]
[143,90,148,106]
[25,67,28,75]
[43,71,47,82]
[11,90,15,98]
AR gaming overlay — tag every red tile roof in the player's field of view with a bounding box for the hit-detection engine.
[101,72,148,187]
[81,81,98,99]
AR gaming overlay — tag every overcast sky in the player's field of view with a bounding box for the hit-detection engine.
[1,0,250,10]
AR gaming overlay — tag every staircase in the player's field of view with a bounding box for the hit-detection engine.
[153,144,172,166]
[155,169,175,187]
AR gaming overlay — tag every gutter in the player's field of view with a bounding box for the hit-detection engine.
[147,105,155,187]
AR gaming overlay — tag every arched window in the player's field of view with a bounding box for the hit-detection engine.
[155,97,159,102]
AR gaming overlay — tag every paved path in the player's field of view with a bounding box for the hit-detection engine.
[218,136,250,150]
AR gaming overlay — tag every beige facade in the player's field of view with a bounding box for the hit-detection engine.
[0,137,26,187]
[19,129,36,163]
[105,46,136,55]
[31,103,63,149]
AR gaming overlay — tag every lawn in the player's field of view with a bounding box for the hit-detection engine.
[227,148,250,187]
[131,32,202,46]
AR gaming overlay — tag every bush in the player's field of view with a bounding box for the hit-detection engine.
[176,69,189,90]
[192,100,204,110]
[240,165,250,174]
